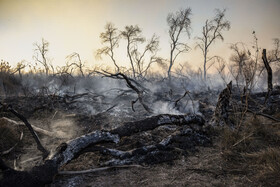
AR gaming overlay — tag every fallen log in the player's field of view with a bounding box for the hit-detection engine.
[49,131,119,167]
[79,135,177,166]
[106,128,209,166]
[102,144,177,166]
[0,130,119,187]
[100,135,209,166]
[110,114,205,137]
[231,90,280,104]
[252,90,280,98]
[75,113,205,158]
[80,122,210,166]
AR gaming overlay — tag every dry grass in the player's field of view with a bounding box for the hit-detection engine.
[245,148,280,186]
[220,113,280,186]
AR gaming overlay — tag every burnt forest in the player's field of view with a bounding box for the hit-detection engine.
[1,3,280,187]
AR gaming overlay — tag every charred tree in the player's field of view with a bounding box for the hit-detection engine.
[167,8,192,79]
[111,114,204,137]
[96,23,120,72]
[213,81,232,125]
[196,9,230,81]
[262,49,273,94]
[96,70,153,113]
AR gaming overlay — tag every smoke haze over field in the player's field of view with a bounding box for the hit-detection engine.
[0,0,279,71]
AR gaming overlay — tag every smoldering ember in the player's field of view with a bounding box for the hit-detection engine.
[1,1,280,187]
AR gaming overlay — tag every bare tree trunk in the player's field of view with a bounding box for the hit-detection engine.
[167,50,173,79]
[110,54,119,73]
[167,44,176,79]
[127,40,136,79]
[109,37,120,72]
[203,49,207,81]
[262,49,273,93]
[203,58,206,81]
[167,63,172,79]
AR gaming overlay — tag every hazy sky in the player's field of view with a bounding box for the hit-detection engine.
[0,0,279,70]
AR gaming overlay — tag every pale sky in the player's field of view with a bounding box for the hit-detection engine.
[0,0,279,70]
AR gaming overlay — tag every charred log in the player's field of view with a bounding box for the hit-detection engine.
[232,90,280,101]
[0,130,119,187]
[230,89,280,116]
[110,114,205,137]
[102,144,177,166]
[97,128,210,166]
[76,113,205,159]
[50,131,119,167]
